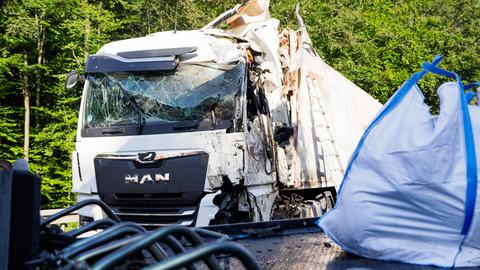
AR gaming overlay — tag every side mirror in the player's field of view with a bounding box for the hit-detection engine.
[65,70,85,90]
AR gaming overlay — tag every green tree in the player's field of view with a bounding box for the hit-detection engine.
[294,0,480,108]
[0,0,121,208]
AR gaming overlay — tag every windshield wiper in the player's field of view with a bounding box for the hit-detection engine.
[121,94,144,134]
[106,74,145,134]
[102,127,125,135]
[170,95,221,131]
[209,95,221,129]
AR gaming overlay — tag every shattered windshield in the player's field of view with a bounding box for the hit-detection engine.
[84,61,245,131]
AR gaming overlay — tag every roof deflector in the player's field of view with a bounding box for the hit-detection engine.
[85,54,179,73]
[117,46,198,59]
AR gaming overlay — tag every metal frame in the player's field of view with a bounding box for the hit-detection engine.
[40,199,121,228]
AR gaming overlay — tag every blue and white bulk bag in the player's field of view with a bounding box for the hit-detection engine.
[319,56,480,268]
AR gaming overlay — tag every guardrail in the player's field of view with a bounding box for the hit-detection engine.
[40,209,78,225]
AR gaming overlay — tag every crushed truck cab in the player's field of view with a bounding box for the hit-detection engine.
[71,0,381,227]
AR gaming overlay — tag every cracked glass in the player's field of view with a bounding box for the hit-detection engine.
[84,61,245,129]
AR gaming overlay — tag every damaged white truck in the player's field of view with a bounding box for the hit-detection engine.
[67,0,381,227]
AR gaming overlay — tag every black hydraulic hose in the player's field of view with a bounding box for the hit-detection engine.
[117,223,169,261]
[64,222,168,261]
[73,234,144,262]
[141,242,262,270]
[65,219,117,239]
[92,226,222,270]
[193,228,229,241]
[40,199,121,228]
[62,223,145,259]
[163,235,183,253]
[163,236,198,270]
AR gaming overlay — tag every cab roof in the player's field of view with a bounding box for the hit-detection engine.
[96,30,243,64]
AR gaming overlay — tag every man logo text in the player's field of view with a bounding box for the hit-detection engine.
[125,173,170,184]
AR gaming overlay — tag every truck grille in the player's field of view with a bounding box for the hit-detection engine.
[111,205,198,227]
[94,151,208,227]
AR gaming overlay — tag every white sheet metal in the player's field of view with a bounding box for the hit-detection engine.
[228,0,381,189]
[276,28,381,188]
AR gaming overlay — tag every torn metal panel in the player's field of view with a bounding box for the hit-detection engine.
[246,184,277,222]
[276,27,382,189]
[234,18,290,127]
[278,28,325,189]
[210,177,251,225]
[203,132,246,190]
[195,191,221,227]
[226,0,271,31]
[231,5,381,190]
[276,146,290,186]
[244,116,276,186]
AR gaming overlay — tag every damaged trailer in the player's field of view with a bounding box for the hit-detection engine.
[68,0,381,227]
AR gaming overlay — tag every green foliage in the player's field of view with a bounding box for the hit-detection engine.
[0,0,479,208]
[296,0,480,108]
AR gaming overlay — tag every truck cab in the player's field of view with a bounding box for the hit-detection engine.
[72,30,280,227]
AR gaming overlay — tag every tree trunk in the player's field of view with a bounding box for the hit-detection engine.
[146,0,151,34]
[83,6,90,60]
[22,53,30,161]
[35,11,45,127]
